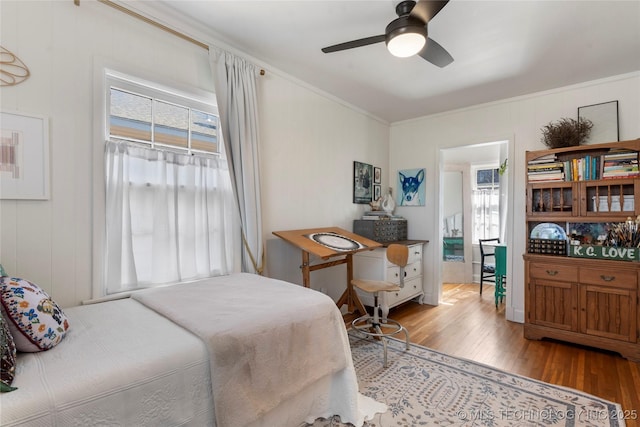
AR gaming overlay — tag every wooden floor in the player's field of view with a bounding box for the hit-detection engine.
[388,283,640,426]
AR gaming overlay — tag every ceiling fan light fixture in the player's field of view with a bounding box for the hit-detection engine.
[385,16,427,58]
[387,32,426,57]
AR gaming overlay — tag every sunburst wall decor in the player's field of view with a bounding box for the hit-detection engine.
[1,45,31,87]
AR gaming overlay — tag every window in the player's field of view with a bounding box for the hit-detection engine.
[103,71,235,295]
[476,168,500,188]
[109,86,219,154]
[472,167,500,242]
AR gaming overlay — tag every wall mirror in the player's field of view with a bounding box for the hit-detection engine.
[443,170,464,262]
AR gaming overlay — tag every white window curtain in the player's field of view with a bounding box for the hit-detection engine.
[472,188,500,242]
[209,48,264,274]
[104,140,236,294]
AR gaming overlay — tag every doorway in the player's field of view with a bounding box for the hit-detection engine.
[440,141,509,288]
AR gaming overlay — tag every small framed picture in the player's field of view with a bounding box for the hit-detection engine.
[353,161,373,204]
[0,111,50,199]
[373,167,381,184]
[373,184,381,201]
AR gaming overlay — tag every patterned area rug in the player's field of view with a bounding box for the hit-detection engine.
[309,332,626,427]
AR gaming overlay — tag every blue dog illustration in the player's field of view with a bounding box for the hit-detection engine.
[399,169,424,205]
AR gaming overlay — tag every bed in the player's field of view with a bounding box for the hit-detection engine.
[0,273,385,426]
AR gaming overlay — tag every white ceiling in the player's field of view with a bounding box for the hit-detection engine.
[135,0,640,123]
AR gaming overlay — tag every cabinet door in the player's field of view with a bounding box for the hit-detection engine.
[527,183,577,216]
[529,279,578,331]
[579,284,638,342]
[581,180,638,217]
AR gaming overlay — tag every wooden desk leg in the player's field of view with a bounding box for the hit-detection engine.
[336,254,367,317]
[301,251,310,287]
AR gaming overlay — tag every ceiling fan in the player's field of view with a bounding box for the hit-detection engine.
[321,0,453,67]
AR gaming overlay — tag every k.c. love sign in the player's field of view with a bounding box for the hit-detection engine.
[569,244,639,262]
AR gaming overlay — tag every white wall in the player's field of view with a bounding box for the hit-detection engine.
[2,1,638,315]
[258,56,390,301]
[0,1,389,307]
[390,72,640,322]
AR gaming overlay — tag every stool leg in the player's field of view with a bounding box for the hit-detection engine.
[375,325,388,368]
[403,326,411,351]
[372,293,380,324]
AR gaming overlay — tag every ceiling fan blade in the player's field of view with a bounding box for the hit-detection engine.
[418,37,454,67]
[410,0,449,23]
[321,35,386,53]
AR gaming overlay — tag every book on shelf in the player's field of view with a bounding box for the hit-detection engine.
[361,211,403,220]
[603,165,639,172]
[601,152,639,179]
[361,214,406,220]
[527,148,640,183]
[528,153,557,164]
[527,169,563,176]
[602,171,640,179]
[527,156,564,183]
[527,161,564,171]
[528,174,565,182]
[363,211,389,216]
[603,151,638,160]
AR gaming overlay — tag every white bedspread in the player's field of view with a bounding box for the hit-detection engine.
[0,298,214,427]
[132,273,384,427]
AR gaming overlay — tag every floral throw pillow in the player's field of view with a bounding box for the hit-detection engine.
[1,312,17,392]
[0,277,70,352]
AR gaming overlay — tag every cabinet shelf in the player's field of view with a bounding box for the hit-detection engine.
[524,139,640,361]
[526,140,640,228]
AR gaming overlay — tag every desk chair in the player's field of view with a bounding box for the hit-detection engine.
[479,238,500,295]
[351,244,411,367]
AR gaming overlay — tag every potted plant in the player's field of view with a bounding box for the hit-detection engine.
[541,117,593,149]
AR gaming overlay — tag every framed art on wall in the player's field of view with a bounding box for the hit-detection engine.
[578,100,619,145]
[373,184,381,201]
[353,161,373,204]
[0,111,49,199]
[397,168,425,206]
[373,167,381,184]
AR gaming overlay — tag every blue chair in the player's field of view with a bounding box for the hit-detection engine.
[494,244,507,307]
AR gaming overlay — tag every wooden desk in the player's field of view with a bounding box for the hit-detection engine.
[272,227,382,318]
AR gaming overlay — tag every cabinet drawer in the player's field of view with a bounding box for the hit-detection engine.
[387,261,421,283]
[579,268,637,290]
[530,263,578,282]
[386,276,423,306]
[408,244,423,264]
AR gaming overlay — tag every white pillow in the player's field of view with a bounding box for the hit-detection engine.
[0,277,70,352]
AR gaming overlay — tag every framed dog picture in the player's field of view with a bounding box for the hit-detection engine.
[397,168,425,206]
[353,161,373,204]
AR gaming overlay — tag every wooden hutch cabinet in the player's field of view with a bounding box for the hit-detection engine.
[523,139,640,361]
